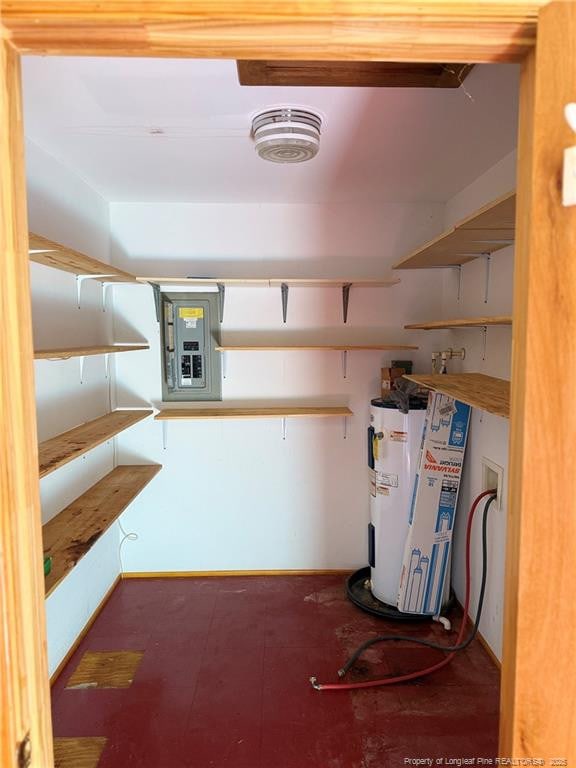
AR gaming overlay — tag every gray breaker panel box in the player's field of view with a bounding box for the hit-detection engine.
[160,291,222,401]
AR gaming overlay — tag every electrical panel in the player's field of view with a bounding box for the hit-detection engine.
[160,292,221,401]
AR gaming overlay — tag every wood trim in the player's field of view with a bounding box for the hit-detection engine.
[236,60,474,88]
[49,576,121,686]
[501,3,576,759]
[0,40,53,768]
[122,569,353,579]
[1,1,543,63]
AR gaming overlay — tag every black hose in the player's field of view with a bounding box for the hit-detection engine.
[338,494,497,679]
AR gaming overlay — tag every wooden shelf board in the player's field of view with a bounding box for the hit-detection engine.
[137,277,400,288]
[215,344,418,351]
[155,406,352,420]
[404,316,512,330]
[403,373,510,418]
[39,409,154,478]
[34,344,149,360]
[393,191,516,270]
[29,233,137,282]
[43,465,161,596]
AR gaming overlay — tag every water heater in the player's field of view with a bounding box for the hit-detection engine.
[368,398,427,606]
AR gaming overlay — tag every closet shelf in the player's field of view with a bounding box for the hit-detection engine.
[39,409,154,478]
[404,316,512,330]
[138,277,400,288]
[155,406,353,420]
[34,344,149,360]
[215,344,418,351]
[43,465,162,596]
[403,373,510,419]
[393,191,515,270]
[29,232,137,282]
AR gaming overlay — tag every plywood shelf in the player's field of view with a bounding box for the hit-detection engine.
[215,344,418,351]
[43,465,161,596]
[403,373,510,418]
[155,406,352,420]
[404,316,512,330]
[34,344,149,360]
[138,277,400,288]
[393,191,516,269]
[29,232,137,282]
[39,409,154,478]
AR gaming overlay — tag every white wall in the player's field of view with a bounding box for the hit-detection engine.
[424,150,515,661]
[110,201,445,572]
[27,139,123,675]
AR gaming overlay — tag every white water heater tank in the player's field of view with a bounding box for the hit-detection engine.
[368,398,427,606]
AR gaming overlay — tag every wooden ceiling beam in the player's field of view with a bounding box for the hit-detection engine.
[1,1,543,62]
[237,61,474,88]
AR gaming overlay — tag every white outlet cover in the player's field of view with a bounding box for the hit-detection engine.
[482,457,504,511]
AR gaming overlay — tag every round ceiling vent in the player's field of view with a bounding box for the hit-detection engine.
[251,107,322,163]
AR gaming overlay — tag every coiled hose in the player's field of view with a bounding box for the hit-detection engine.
[310,489,497,691]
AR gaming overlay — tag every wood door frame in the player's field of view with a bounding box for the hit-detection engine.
[1,2,574,765]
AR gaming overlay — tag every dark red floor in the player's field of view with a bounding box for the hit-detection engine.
[51,575,500,768]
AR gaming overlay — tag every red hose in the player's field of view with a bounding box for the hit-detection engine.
[313,489,496,691]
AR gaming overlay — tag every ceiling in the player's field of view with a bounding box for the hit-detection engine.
[21,57,519,205]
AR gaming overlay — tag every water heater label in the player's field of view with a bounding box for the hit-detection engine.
[378,472,399,488]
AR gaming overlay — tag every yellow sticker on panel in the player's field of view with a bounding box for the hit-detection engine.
[179,308,204,319]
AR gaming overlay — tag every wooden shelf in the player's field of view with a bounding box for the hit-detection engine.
[155,406,352,420]
[29,232,137,282]
[34,344,149,360]
[403,373,510,418]
[393,191,515,269]
[137,277,400,288]
[215,344,418,351]
[43,465,161,596]
[404,316,512,330]
[39,409,154,478]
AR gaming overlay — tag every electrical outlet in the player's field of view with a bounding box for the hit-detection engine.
[482,457,503,511]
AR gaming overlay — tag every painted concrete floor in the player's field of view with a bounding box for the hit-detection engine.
[51,575,500,768]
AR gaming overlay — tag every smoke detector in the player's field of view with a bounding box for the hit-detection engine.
[251,107,322,163]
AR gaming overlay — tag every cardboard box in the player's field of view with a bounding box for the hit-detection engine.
[396,391,471,615]
[381,367,407,398]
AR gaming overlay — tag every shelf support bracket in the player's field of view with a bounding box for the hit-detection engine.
[281,283,289,324]
[343,416,348,440]
[221,350,227,379]
[281,417,287,441]
[162,421,169,450]
[76,274,115,309]
[483,255,491,304]
[342,283,352,324]
[342,350,348,379]
[79,355,85,384]
[455,266,462,303]
[101,281,115,312]
[217,283,225,323]
[104,353,111,380]
[149,282,162,322]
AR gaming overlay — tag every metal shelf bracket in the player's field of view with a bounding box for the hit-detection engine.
[217,283,225,323]
[342,283,352,323]
[281,283,289,323]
